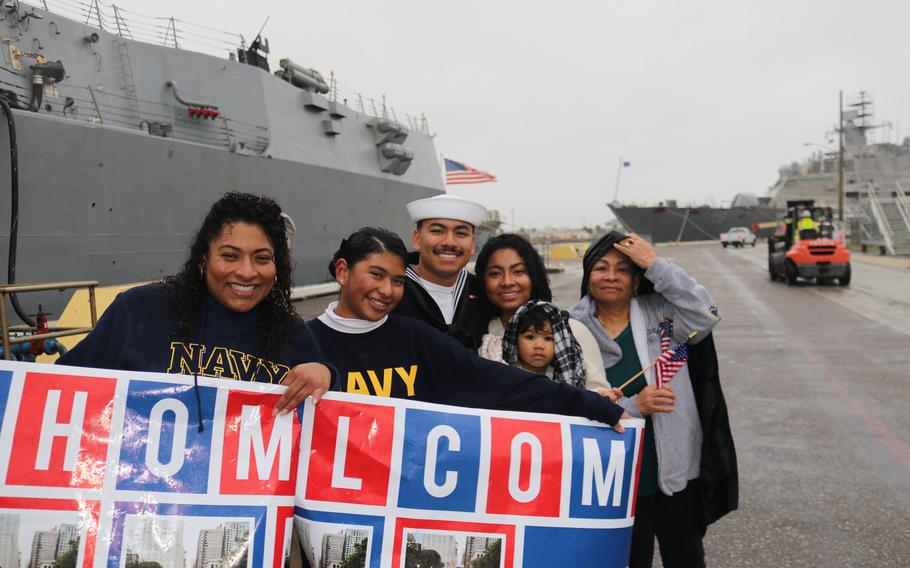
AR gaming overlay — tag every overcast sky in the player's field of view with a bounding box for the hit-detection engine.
[109,0,910,229]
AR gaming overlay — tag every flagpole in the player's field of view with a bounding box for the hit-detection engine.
[612,157,625,203]
[615,331,698,393]
[615,360,658,392]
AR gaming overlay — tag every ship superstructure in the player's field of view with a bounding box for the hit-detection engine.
[0,1,444,315]
[768,92,910,254]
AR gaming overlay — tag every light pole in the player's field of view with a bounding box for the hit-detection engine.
[837,90,845,221]
[611,157,629,204]
[803,138,848,220]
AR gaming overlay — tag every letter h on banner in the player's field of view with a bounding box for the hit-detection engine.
[7,372,116,489]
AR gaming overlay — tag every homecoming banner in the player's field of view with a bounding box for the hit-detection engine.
[0,360,643,568]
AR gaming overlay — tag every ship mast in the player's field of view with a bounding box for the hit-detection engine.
[837,91,844,221]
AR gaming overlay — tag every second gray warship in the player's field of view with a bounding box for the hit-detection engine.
[609,194,779,243]
[610,92,910,251]
[0,1,444,316]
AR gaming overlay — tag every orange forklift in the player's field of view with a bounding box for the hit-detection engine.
[768,200,851,286]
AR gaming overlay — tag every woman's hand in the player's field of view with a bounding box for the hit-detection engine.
[274,362,332,415]
[636,385,675,415]
[614,233,657,270]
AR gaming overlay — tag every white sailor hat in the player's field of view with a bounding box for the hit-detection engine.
[406,194,487,227]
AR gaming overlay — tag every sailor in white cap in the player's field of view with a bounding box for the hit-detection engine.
[393,194,492,349]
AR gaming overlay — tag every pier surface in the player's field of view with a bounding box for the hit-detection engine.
[296,242,910,566]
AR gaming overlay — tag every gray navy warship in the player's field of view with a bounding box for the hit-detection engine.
[0,1,444,317]
[610,92,910,250]
[767,92,910,254]
[609,194,779,243]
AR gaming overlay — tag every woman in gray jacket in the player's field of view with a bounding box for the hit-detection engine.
[570,231,721,568]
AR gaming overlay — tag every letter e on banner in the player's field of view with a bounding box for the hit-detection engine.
[485,418,562,517]
[305,400,394,506]
[7,372,115,488]
[220,391,300,495]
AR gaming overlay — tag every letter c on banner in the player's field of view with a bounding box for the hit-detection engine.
[508,432,542,503]
[146,398,189,477]
[423,424,460,498]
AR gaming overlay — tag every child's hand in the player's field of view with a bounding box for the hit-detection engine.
[596,387,625,402]
[612,411,631,433]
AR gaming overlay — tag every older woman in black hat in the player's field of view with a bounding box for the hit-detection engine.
[569,231,731,568]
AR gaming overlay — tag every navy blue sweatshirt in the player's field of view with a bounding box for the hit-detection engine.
[307,315,624,425]
[59,282,333,384]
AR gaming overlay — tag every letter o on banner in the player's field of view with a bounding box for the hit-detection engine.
[508,432,542,503]
[146,398,189,477]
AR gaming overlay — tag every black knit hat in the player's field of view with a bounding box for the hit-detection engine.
[580,231,655,298]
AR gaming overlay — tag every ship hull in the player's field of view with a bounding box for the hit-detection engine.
[0,110,440,315]
[0,2,448,318]
[609,205,780,243]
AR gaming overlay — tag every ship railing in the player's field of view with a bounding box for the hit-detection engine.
[865,182,895,255]
[0,281,97,361]
[33,0,433,139]
[40,0,243,56]
[327,75,433,137]
[0,67,269,154]
[893,181,910,236]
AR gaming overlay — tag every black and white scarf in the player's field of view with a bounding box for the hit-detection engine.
[502,300,586,387]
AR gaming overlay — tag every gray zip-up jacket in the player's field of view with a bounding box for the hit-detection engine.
[570,258,721,495]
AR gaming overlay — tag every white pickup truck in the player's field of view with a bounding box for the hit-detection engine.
[720,226,756,248]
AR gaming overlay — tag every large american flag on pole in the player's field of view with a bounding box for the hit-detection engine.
[444,158,498,185]
[656,318,689,388]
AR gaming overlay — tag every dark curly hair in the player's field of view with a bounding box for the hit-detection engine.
[166,192,294,360]
[328,227,408,277]
[474,233,552,314]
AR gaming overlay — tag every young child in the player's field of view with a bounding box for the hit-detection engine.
[502,301,586,388]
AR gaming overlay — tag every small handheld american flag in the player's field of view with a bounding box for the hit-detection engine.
[656,318,689,388]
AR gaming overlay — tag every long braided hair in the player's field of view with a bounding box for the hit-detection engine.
[166,192,295,360]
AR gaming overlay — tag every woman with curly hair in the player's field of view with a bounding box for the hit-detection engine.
[58,192,333,414]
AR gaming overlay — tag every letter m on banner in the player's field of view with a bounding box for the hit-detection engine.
[7,372,116,488]
[220,391,301,495]
[568,424,640,519]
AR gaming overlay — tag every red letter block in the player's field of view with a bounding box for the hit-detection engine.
[220,391,301,495]
[305,400,394,506]
[486,418,563,517]
[7,372,116,489]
